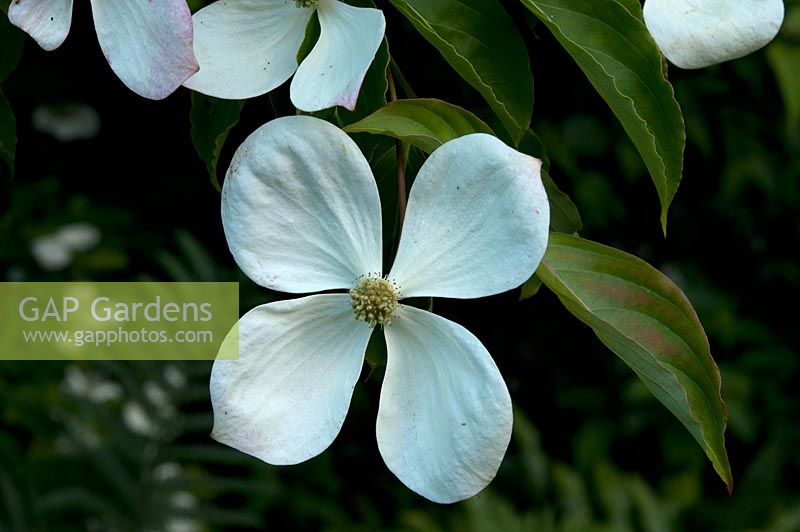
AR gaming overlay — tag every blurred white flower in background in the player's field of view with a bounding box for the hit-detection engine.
[32,103,101,142]
[144,381,176,418]
[30,222,101,271]
[212,116,550,503]
[153,462,183,482]
[31,235,72,271]
[63,365,123,403]
[163,365,187,390]
[122,401,157,437]
[644,0,785,69]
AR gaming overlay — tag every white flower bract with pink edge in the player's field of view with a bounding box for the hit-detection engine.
[183,0,385,112]
[213,115,549,503]
[7,0,198,100]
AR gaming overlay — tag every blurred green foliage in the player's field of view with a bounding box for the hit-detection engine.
[1,0,799,530]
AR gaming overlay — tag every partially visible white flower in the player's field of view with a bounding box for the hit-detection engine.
[212,116,550,503]
[31,222,101,270]
[32,103,101,142]
[8,0,198,99]
[644,0,785,69]
[184,0,385,112]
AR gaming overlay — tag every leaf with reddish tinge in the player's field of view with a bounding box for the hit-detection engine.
[537,233,732,491]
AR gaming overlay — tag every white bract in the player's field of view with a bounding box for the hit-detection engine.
[184,0,385,112]
[8,0,198,100]
[32,102,101,142]
[212,115,550,503]
[644,0,785,69]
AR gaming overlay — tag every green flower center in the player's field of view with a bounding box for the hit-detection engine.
[350,276,398,327]
[294,0,319,8]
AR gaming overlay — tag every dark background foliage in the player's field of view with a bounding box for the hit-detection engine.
[1,1,798,530]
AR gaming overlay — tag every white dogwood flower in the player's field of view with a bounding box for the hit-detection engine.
[644,0,785,69]
[8,0,198,100]
[183,0,385,112]
[212,115,549,503]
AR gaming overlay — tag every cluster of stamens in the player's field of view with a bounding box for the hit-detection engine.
[350,275,399,327]
[294,0,318,7]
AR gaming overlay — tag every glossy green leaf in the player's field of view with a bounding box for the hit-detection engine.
[190,93,245,191]
[541,171,582,235]
[348,99,583,238]
[473,113,583,235]
[345,98,493,152]
[388,0,533,144]
[0,88,15,175]
[518,129,582,234]
[520,163,581,298]
[536,233,732,491]
[521,0,684,233]
[517,128,551,170]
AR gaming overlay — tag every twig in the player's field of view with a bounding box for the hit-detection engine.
[387,68,407,227]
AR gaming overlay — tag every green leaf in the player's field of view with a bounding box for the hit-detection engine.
[0,88,15,175]
[365,328,387,369]
[0,14,24,81]
[767,41,800,133]
[348,99,584,238]
[541,170,582,234]
[519,275,542,301]
[190,93,245,191]
[517,127,551,170]
[296,11,321,64]
[388,0,533,144]
[520,0,685,233]
[518,129,582,234]
[354,134,403,245]
[536,233,732,491]
[345,98,493,152]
